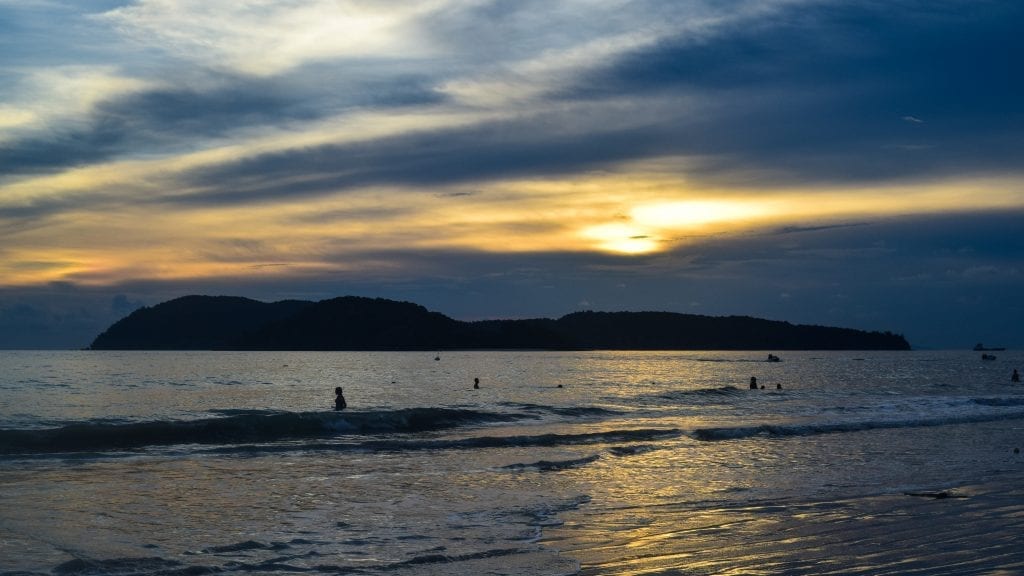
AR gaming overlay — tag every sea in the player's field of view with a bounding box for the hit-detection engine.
[2,349,1024,575]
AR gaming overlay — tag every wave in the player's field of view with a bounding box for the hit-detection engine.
[0,408,529,455]
[608,444,663,457]
[632,386,744,407]
[392,547,527,568]
[694,357,776,363]
[972,397,1024,407]
[200,427,684,456]
[47,540,574,576]
[499,402,622,417]
[502,454,601,472]
[52,556,185,576]
[692,410,1024,441]
[657,386,743,401]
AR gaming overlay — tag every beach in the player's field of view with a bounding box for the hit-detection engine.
[2,349,1023,575]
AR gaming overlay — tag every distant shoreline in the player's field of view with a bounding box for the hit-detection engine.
[88,295,912,351]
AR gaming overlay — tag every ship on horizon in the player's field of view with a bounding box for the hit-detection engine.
[974,343,1007,351]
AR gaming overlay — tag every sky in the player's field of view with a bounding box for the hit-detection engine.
[1,0,1022,350]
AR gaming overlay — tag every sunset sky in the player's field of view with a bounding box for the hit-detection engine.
[1,0,1022,349]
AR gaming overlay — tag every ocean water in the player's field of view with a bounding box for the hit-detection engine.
[2,350,1024,575]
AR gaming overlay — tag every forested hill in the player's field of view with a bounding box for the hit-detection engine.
[88,295,911,351]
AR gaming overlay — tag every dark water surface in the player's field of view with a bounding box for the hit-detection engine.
[2,350,1023,574]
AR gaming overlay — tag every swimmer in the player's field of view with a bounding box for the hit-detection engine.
[1012,369,1020,383]
[334,387,347,411]
[749,376,758,390]
[474,377,480,389]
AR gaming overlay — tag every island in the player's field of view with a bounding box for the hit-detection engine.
[88,295,911,351]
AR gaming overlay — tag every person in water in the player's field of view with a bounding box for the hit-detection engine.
[1013,369,1021,383]
[334,387,347,410]
[749,376,758,390]
[473,377,480,389]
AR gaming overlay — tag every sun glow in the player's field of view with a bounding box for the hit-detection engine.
[581,223,661,254]
[3,139,1023,285]
[577,198,776,255]
[632,200,771,228]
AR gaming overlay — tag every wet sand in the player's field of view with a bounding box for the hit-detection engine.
[546,475,1024,575]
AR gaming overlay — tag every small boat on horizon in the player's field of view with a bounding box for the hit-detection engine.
[974,343,1006,352]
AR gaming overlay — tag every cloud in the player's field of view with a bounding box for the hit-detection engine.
[111,293,144,315]
[170,115,672,205]
[0,69,449,178]
[774,223,869,235]
[567,1,1024,185]
[9,0,1023,191]
[99,0,450,76]
[0,284,130,348]
[0,66,159,176]
[0,66,151,141]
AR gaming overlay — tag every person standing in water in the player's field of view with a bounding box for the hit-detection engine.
[473,377,480,389]
[334,387,347,410]
[1013,369,1021,383]
[749,376,758,390]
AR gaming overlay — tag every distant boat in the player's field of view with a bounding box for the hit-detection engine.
[981,354,997,361]
[766,354,781,362]
[974,343,1006,351]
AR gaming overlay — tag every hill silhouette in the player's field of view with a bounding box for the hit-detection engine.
[89,295,911,351]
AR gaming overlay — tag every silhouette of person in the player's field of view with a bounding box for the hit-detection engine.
[776,383,783,390]
[1013,369,1021,383]
[749,376,758,390]
[334,386,347,410]
[474,377,480,389]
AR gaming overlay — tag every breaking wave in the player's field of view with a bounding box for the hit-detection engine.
[0,408,529,455]
[500,402,622,417]
[692,409,1024,441]
[0,405,684,457]
[199,427,684,456]
[502,454,601,472]
[656,386,743,401]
